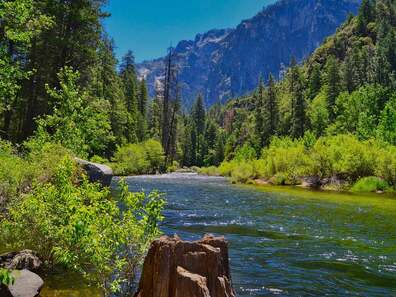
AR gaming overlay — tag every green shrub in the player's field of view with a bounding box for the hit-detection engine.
[218,161,236,177]
[0,269,14,286]
[312,135,379,180]
[375,145,396,186]
[351,176,390,192]
[112,139,165,175]
[234,144,256,161]
[198,166,220,176]
[1,157,165,295]
[143,139,165,173]
[261,137,313,181]
[90,155,109,164]
[215,134,396,190]
[167,161,180,173]
[230,162,255,183]
[0,141,71,206]
[270,173,288,185]
[113,144,149,175]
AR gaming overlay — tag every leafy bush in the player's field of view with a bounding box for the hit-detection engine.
[143,139,165,173]
[311,135,379,180]
[0,269,14,286]
[112,139,165,175]
[34,67,114,158]
[214,134,396,190]
[198,166,220,176]
[377,94,396,145]
[375,145,396,186]
[351,176,390,192]
[0,140,71,206]
[218,161,235,177]
[1,157,165,295]
[234,144,256,161]
[167,161,180,173]
[230,162,255,183]
[90,155,109,164]
[261,137,313,184]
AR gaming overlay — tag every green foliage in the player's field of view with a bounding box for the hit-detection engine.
[261,137,313,184]
[375,145,396,186]
[332,85,390,139]
[377,94,396,145]
[112,139,165,175]
[234,144,256,162]
[0,269,14,287]
[0,139,71,206]
[144,139,166,172]
[307,91,330,137]
[351,176,390,192]
[311,135,380,180]
[198,166,220,176]
[35,67,113,158]
[213,134,396,190]
[230,162,255,184]
[167,160,180,173]
[1,157,165,295]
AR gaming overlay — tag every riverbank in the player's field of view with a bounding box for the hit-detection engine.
[198,135,396,195]
[199,168,396,196]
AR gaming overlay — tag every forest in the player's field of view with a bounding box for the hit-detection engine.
[1,0,396,294]
[1,0,396,185]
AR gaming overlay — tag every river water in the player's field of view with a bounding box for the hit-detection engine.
[38,173,396,296]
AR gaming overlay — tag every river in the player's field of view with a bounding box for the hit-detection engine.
[42,173,396,296]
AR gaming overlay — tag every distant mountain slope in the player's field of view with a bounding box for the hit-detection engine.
[137,0,361,107]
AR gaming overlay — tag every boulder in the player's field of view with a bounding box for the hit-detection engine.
[134,234,236,297]
[8,269,44,297]
[75,158,113,187]
[0,250,41,272]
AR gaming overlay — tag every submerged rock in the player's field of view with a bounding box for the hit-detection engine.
[134,234,236,297]
[75,158,113,187]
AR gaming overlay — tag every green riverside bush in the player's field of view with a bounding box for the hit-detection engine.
[351,177,390,192]
[1,157,165,295]
[112,139,165,175]
[213,134,396,190]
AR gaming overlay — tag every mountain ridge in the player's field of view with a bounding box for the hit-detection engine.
[137,0,361,107]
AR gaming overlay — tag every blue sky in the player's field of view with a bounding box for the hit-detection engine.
[103,0,276,62]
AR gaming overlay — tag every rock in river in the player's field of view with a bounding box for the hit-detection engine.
[0,270,44,297]
[75,158,113,187]
[134,234,236,297]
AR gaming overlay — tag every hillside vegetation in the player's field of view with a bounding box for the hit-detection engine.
[198,0,396,192]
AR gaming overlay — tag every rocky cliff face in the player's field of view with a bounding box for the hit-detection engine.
[137,0,360,107]
[134,235,235,297]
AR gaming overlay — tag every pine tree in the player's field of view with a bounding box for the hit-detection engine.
[254,77,265,148]
[288,58,306,138]
[308,63,322,100]
[357,0,375,35]
[325,56,341,121]
[148,95,162,140]
[96,36,128,146]
[138,78,148,117]
[192,94,206,165]
[20,0,106,140]
[120,50,138,143]
[266,73,278,137]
